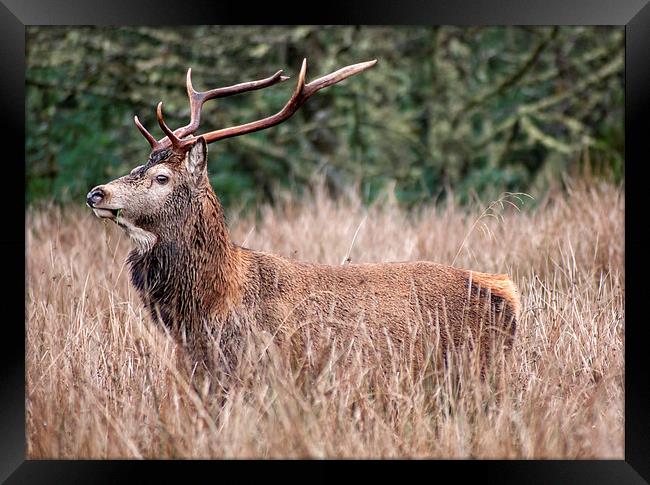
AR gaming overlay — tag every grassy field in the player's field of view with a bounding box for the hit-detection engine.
[26,178,624,458]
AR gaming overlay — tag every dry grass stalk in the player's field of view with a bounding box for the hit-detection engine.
[26,178,623,458]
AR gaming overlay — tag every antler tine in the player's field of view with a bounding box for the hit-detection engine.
[290,58,308,100]
[197,58,377,144]
[173,67,291,140]
[303,59,377,97]
[134,115,160,150]
[156,102,185,149]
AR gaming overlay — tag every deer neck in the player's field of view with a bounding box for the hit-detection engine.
[127,187,247,330]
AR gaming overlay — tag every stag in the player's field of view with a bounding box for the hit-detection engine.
[87,59,520,388]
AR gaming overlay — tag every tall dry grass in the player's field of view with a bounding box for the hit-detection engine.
[26,178,624,458]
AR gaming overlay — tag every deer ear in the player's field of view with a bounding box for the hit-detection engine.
[186,137,208,183]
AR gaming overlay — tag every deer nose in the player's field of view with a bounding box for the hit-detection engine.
[86,187,105,207]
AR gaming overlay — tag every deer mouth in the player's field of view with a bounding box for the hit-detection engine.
[92,208,120,220]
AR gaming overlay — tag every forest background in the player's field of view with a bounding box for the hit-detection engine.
[26,26,623,209]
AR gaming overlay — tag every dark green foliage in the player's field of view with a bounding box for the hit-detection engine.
[26,26,623,208]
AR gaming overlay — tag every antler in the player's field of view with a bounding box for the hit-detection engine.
[134,68,290,151]
[134,58,377,151]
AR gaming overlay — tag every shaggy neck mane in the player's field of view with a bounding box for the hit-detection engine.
[127,187,247,333]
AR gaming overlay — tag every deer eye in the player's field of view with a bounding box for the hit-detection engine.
[155,174,169,185]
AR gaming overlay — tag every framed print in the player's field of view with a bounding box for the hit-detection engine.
[7,0,650,482]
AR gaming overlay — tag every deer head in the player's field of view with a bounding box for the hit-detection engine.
[86,58,377,251]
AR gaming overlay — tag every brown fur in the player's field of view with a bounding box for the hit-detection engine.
[468,271,521,320]
[89,139,519,387]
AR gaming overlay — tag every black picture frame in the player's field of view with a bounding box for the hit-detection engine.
[8,1,649,483]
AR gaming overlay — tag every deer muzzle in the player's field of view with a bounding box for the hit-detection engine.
[86,185,121,219]
[86,187,105,207]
